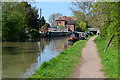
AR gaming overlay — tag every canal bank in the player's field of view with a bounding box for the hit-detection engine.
[30,36,92,78]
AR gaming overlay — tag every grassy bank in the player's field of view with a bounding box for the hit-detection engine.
[30,37,91,78]
[94,36,118,78]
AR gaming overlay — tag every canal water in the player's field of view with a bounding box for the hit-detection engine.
[2,37,69,78]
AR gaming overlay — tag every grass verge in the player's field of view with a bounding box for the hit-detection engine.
[30,36,92,78]
[94,36,118,78]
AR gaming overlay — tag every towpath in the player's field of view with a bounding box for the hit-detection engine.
[71,36,105,78]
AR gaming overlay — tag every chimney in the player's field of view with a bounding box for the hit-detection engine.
[40,9,42,19]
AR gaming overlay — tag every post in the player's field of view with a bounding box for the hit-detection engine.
[104,35,114,52]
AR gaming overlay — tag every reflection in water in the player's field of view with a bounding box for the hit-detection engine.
[2,37,68,78]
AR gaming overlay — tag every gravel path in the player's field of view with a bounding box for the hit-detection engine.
[71,36,106,78]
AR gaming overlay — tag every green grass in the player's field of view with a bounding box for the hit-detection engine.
[30,37,92,78]
[94,36,118,78]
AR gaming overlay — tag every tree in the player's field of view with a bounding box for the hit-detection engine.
[2,2,39,40]
[2,10,26,41]
[48,13,62,27]
[71,1,103,28]
[73,11,85,31]
[17,2,39,29]
[40,23,50,32]
[91,2,120,46]
[58,25,66,29]
[71,2,96,31]
[73,11,85,24]
[78,21,87,31]
[39,16,46,28]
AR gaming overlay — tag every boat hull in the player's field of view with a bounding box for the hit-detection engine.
[68,37,79,43]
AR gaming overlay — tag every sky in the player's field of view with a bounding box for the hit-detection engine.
[31,2,73,23]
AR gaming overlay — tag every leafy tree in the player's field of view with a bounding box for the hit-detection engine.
[39,16,46,28]
[15,2,39,29]
[40,23,50,32]
[73,11,85,22]
[71,2,94,27]
[44,23,50,28]
[2,10,26,41]
[71,1,120,46]
[78,21,87,31]
[76,27,82,32]
[73,11,87,31]
[2,2,39,40]
[0,2,2,38]
[58,25,66,29]
[91,2,120,46]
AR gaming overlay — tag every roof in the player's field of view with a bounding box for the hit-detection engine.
[87,28,100,31]
[56,16,76,25]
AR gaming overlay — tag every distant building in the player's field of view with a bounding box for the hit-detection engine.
[87,28,100,35]
[55,16,76,32]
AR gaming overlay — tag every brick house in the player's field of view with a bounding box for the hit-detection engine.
[55,16,76,32]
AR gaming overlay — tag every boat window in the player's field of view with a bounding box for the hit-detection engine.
[71,33,75,37]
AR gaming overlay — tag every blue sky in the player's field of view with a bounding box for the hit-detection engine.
[31,2,73,23]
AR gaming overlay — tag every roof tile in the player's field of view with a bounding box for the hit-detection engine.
[56,16,76,25]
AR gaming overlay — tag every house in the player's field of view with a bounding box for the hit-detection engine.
[55,16,76,32]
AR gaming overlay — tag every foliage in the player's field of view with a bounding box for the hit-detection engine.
[78,21,87,31]
[40,23,50,32]
[75,27,82,32]
[71,2,95,28]
[29,29,40,38]
[71,2,119,78]
[16,2,39,29]
[73,11,85,23]
[2,10,26,41]
[30,37,92,78]
[71,2,92,15]
[2,2,39,40]
[92,2,120,46]
[93,3,119,78]
[73,11,86,31]
[39,16,46,28]
[58,24,66,29]
[94,37,118,78]
[0,2,2,38]
[72,2,120,46]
